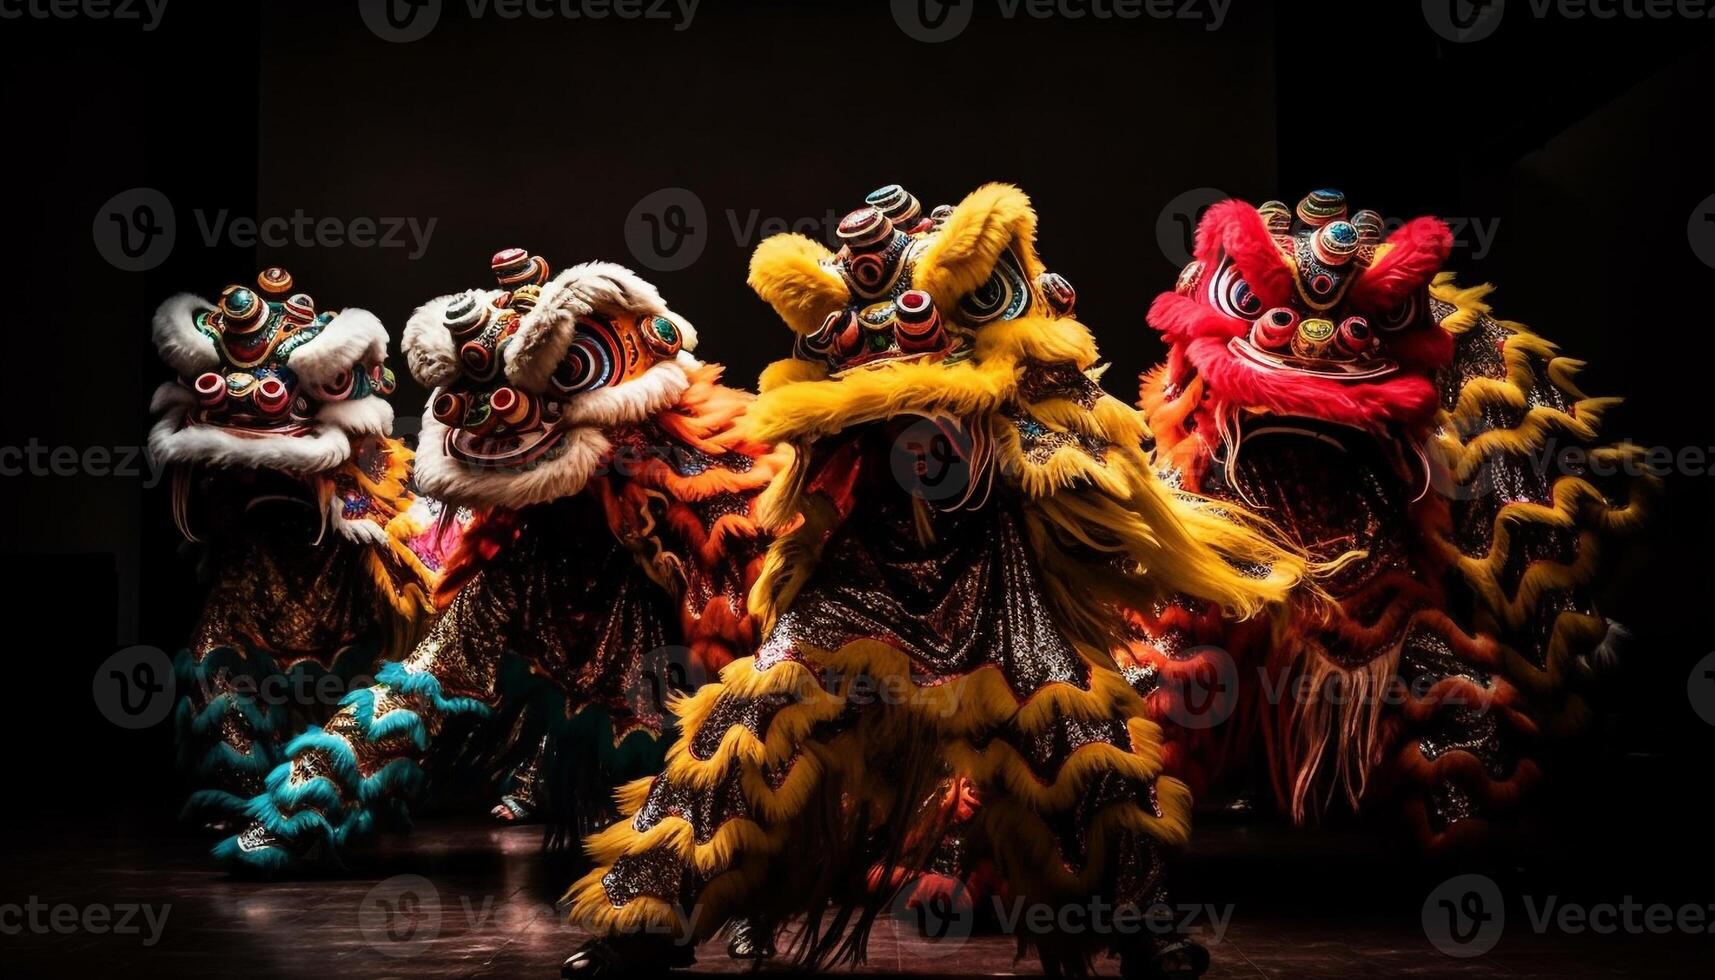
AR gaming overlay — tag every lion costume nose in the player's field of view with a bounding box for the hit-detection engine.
[1291,317,1338,358]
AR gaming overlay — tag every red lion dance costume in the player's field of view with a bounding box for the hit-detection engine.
[562,184,1304,979]
[1129,191,1647,850]
[150,269,438,833]
[215,252,782,872]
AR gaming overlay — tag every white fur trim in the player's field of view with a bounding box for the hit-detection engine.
[315,395,395,439]
[324,493,393,547]
[411,413,612,509]
[402,292,469,388]
[506,262,672,391]
[148,383,354,474]
[559,354,696,428]
[286,307,390,388]
[661,310,698,353]
[152,293,220,377]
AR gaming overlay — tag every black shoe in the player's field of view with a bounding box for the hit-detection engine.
[1121,938,1210,980]
[725,918,776,961]
[561,937,695,978]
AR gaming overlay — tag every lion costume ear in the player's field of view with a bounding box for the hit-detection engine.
[506,261,675,392]
[914,183,1041,314]
[748,233,850,336]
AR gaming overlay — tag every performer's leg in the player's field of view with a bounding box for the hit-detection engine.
[214,570,509,872]
[174,643,288,829]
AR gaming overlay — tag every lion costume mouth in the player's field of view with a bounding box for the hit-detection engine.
[1227,335,1400,381]
[445,420,569,470]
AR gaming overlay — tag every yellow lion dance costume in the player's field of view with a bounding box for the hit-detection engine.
[562,184,1306,979]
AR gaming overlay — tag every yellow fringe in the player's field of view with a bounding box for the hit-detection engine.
[1428,279,1653,631]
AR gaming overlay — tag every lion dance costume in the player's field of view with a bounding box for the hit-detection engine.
[563,184,1305,978]
[150,269,437,831]
[1129,191,1647,850]
[214,252,781,872]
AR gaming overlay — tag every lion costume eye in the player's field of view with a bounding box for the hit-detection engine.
[1376,289,1423,332]
[956,252,1032,324]
[1210,261,1264,320]
[554,316,623,393]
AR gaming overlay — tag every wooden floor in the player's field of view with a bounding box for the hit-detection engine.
[3,814,1707,979]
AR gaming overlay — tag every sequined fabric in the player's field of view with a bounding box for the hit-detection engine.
[189,485,381,670]
[176,474,392,809]
[598,425,1179,940]
[408,493,677,733]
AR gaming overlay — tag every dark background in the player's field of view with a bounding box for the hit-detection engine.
[0,0,1710,874]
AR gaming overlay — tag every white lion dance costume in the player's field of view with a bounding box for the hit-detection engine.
[149,269,438,833]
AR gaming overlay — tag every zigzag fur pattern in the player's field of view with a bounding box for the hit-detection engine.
[217,662,491,859]
[565,640,1191,940]
[1427,278,1650,624]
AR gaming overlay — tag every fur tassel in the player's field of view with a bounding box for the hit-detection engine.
[747,234,849,336]
[746,356,1014,446]
[1196,200,1294,308]
[756,356,829,393]
[1348,217,1454,311]
[315,396,394,439]
[506,262,684,391]
[401,292,472,388]
[152,293,220,377]
[915,183,1041,313]
[286,307,389,388]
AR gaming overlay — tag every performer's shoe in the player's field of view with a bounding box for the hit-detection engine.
[211,823,306,877]
[490,796,531,822]
[1121,938,1210,980]
[560,937,695,978]
[725,918,776,961]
